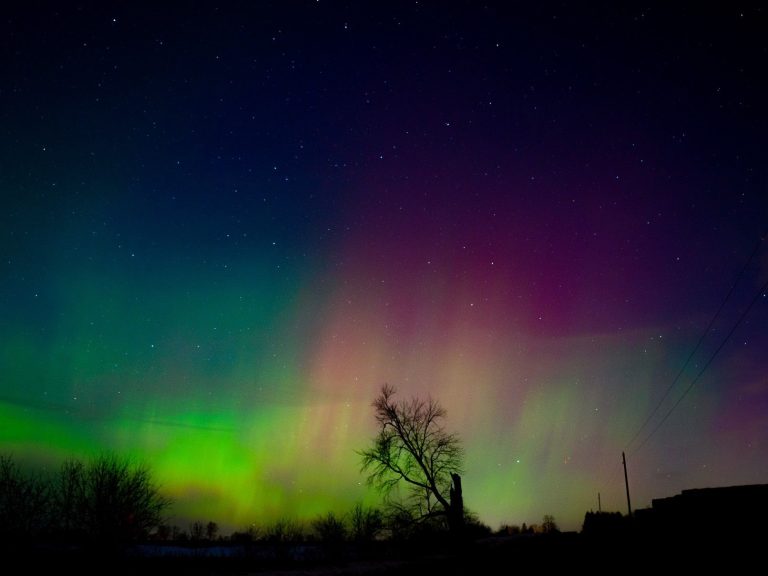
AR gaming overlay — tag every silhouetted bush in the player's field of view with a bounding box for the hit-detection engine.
[264,518,305,543]
[463,510,492,539]
[383,505,451,545]
[312,511,347,544]
[231,525,259,542]
[154,523,172,540]
[349,502,384,542]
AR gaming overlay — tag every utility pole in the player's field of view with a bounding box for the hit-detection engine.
[598,492,602,513]
[622,451,632,517]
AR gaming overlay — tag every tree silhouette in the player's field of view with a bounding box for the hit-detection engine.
[542,515,559,534]
[190,520,205,541]
[349,502,383,542]
[312,512,347,544]
[54,453,169,544]
[359,384,464,534]
[206,520,219,541]
[0,455,49,540]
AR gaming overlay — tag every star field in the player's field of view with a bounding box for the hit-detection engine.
[1,2,767,531]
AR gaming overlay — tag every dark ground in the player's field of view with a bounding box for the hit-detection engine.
[7,530,764,575]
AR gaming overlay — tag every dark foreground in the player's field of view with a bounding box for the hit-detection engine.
[4,531,763,575]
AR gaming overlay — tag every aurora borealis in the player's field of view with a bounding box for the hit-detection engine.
[1,3,767,531]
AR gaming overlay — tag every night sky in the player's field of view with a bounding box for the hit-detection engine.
[2,2,767,531]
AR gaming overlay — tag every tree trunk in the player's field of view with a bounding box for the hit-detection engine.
[448,473,464,535]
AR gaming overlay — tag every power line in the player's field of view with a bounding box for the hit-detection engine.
[624,234,765,451]
[629,273,768,456]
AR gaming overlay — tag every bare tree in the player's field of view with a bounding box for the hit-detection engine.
[542,514,559,534]
[349,502,383,542]
[54,453,169,543]
[206,520,219,541]
[0,454,49,540]
[311,512,347,544]
[190,520,205,541]
[359,384,464,533]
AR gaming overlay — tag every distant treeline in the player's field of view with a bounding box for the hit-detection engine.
[108,501,495,546]
[1,452,558,550]
[0,453,493,548]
